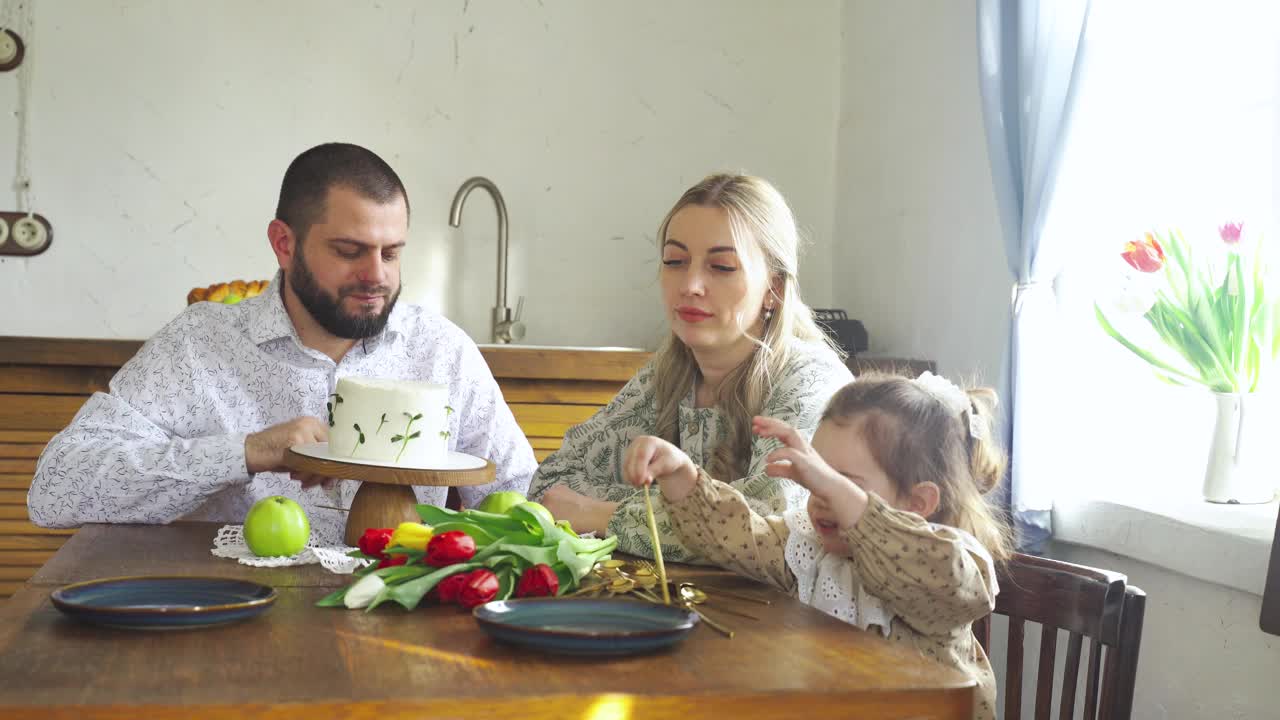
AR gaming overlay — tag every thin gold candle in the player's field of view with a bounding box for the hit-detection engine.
[643,484,671,605]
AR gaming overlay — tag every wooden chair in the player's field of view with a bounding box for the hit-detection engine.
[974,553,1147,720]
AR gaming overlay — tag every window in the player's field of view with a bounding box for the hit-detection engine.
[1049,0,1280,499]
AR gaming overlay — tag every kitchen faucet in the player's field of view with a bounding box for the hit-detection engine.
[447,176,525,344]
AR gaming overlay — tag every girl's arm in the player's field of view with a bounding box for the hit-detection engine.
[664,469,797,593]
[735,344,855,515]
[841,493,997,639]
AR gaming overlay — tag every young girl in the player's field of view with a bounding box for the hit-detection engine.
[623,372,1011,720]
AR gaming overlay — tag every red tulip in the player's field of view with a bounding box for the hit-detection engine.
[357,528,394,560]
[432,572,471,604]
[1121,233,1165,273]
[1219,222,1243,245]
[425,531,477,568]
[376,554,408,569]
[515,564,560,598]
[457,569,500,609]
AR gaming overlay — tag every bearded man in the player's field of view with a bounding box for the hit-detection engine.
[29,143,535,544]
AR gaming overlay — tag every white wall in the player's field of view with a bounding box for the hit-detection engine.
[832,0,1008,381]
[833,3,1277,719]
[1048,544,1280,720]
[0,0,840,348]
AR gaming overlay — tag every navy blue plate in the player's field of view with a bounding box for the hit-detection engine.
[50,576,277,630]
[473,598,699,656]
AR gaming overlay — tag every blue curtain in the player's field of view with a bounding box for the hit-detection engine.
[977,0,1091,553]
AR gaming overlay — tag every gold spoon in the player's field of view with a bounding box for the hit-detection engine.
[673,595,735,637]
[633,587,734,637]
[562,581,605,598]
[674,579,772,606]
[675,583,762,621]
[606,577,636,595]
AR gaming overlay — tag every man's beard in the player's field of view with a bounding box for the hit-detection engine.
[287,249,401,340]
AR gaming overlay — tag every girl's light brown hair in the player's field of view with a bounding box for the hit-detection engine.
[650,173,840,483]
[822,374,1012,562]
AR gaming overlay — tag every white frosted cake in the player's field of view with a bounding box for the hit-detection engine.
[327,377,452,466]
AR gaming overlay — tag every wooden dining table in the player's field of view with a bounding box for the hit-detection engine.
[0,522,975,719]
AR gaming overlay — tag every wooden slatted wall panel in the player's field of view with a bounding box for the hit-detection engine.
[1,338,647,602]
[0,429,74,600]
[0,358,103,601]
[498,382,617,461]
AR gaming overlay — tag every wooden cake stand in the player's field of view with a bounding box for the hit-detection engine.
[283,448,496,546]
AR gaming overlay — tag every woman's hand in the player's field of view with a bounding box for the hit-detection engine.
[753,416,867,528]
[538,484,618,535]
[622,435,699,502]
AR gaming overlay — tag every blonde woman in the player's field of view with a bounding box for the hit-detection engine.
[529,174,853,562]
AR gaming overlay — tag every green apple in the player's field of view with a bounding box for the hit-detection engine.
[475,490,527,515]
[243,496,310,557]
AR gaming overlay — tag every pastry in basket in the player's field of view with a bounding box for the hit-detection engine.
[187,279,269,306]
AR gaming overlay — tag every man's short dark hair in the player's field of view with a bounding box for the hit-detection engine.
[275,143,409,241]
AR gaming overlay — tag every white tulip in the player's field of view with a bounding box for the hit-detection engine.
[1105,274,1159,316]
[344,573,386,609]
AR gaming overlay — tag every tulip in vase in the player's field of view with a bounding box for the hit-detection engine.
[1096,223,1279,503]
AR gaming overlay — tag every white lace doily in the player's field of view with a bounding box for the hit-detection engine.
[211,524,371,575]
[783,508,893,636]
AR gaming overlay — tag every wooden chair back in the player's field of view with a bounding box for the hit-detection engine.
[974,552,1146,719]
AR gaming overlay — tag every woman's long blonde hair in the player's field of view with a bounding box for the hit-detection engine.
[651,174,839,483]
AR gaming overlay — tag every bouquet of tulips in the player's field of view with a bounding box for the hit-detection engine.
[317,500,617,611]
[1095,223,1280,393]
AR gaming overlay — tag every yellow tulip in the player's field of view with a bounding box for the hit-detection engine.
[387,522,433,551]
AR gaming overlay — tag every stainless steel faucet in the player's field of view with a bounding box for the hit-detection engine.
[448,176,525,344]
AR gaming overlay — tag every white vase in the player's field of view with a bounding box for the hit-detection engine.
[1202,392,1277,504]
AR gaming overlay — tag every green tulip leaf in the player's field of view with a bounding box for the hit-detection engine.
[496,566,517,601]
[552,563,576,596]
[416,505,527,535]
[315,586,349,607]
[382,545,425,559]
[427,521,499,547]
[373,561,483,611]
[487,542,559,567]
[557,535,618,582]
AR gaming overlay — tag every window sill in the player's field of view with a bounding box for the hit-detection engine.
[1052,489,1278,596]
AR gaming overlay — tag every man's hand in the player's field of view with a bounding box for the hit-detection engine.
[245,417,334,488]
[622,435,699,503]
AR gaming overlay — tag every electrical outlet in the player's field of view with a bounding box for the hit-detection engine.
[0,212,51,256]
[0,30,22,71]
[11,216,48,251]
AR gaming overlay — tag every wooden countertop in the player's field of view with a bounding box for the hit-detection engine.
[0,336,653,381]
[0,337,932,383]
